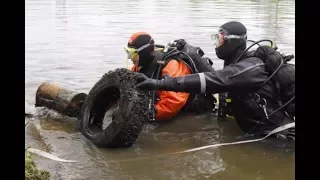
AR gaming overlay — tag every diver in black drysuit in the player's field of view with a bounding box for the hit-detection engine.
[134,21,295,140]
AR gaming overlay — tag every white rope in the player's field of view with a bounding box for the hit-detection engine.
[26,123,294,163]
[26,148,77,163]
[173,122,295,154]
[105,123,295,163]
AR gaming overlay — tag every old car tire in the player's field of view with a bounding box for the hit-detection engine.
[78,68,150,148]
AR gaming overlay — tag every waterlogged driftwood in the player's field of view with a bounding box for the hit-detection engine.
[35,82,87,117]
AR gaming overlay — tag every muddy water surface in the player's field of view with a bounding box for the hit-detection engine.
[25,0,295,179]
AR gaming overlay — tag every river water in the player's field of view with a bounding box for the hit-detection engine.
[25,0,295,179]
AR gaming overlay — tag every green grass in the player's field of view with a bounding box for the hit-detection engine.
[25,150,50,180]
[25,122,50,180]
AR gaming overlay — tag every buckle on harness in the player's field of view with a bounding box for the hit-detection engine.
[251,93,269,120]
[251,93,267,106]
[157,60,166,65]
[252,93,261,104]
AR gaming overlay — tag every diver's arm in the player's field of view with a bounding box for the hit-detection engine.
[135,59,269,94]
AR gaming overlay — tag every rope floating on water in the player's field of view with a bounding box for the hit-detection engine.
[173,122,295,154]
[26,123,294,163]
[107,122,295,163]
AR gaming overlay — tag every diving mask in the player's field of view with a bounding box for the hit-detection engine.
[124,38,154,59]
[211,28,247,48]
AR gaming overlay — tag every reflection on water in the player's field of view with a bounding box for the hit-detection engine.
[25,0,295,179]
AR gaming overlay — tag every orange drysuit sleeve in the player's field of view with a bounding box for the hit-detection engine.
[155,60,191,121]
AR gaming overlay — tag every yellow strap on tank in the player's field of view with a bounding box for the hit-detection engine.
[226,114,234,119]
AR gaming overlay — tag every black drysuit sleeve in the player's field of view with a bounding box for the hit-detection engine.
[159,59,270,94]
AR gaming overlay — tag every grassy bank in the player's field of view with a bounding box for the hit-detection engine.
[25,122,50,180]
[25,149,50,180]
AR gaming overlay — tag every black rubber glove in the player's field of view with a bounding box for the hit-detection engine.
[134,72,202,93]
[134,73,165,91]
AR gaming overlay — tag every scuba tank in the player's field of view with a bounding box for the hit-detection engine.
[254,44,295,118]
[166,39,218,114]
[170,39,215,72]
[218,39,295,120]
[148,39,217,118]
